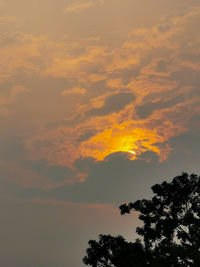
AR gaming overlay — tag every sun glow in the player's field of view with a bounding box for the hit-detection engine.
[80,126,163,163]
[127,150,136,160]
[128,150,136,155]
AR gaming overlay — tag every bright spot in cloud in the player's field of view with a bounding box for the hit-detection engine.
[127,150,136,160]
[128,151,136,155]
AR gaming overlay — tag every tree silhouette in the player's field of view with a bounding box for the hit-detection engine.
[83,235,147,267]
[83,173,200,266]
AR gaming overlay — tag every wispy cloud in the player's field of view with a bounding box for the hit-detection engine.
[65,1,94,13]
[62,87,86,95]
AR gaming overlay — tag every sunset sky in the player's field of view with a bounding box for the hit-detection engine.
[1,0,200,266]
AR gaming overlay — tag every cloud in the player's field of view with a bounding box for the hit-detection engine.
[22,9,200,172]
[136,95,185,119]
[0,33,45,82]
[65,1,94,13]
[43,45,106,79]
[62,87,86,95]
[86,93,135,117]
[0,7,199,185]
[2,130,200,205]
[0,157,87,189]
[0,16,18,25]
[65,0,105,13]
[0,136,87,189]
[0,160,55,189]
[19,129,200,204]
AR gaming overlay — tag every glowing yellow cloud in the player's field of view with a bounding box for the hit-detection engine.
[79,123,166,162]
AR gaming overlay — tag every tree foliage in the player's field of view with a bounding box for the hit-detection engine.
[83,173,200,266]
[83,235,147,267]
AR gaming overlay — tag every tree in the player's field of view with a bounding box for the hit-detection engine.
[83,235,148,267]
[83,173,200,266]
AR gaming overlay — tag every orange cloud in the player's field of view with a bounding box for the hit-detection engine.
[0,0,199,197]
[62,87,86,96]
[43,45,106,80]
[0,34,47,82]
[25,96,192,168]
[80,126,163,161]
[15,8,200,175]
[106,78,124,89]
[0,16,18,25]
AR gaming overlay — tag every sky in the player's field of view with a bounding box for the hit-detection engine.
[1,0,200,266]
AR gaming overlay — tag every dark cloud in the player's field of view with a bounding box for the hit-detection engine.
[47,114,84,129]
[169,131,200,159]
[0,177,25,199]
[20,152,160,203]
[0,136,75,187]
[120,68,141,85]
[86,93,135,117]
[179,53,200,63]
[12,128,199,205]
[77,130,98,142]
[156,60,168,72]
[0,137,25,160]
[158,24,171,33]
[171,67,200,87]
[47,91,136,130]
[25,159,73,183]
[136,95,184,119]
